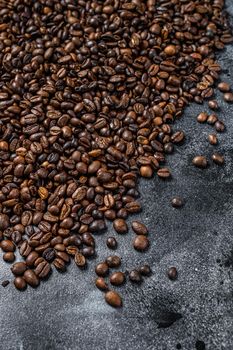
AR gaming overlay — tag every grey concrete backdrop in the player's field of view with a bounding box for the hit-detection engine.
[0,2,233,350]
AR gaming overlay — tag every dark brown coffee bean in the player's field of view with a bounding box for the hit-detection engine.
[95,277,108,291]
[171,197,184,208]
[105,290,122,308]
[129,269,142,283]
[34,260,51,278]
[0,214,9,230]
[106,255,121,268]
[14,277,27,290]
[218,82,230,92]
[212,153,224,165]
[106,237,118,249]
[133,235,149,251]
[197,112,208,123]
[157,168,171,178]
[208,100,219,110]
[139,265,152,276]
[23,269,40,287]
[53,258,66,272]
[215,121,225,132]
[167,267,178,280]
[3,252,15,263]
[26,251,39,267]
[2,280,10,287]
[131,221,148,235]
[208,134,218,145]
[95,262,109,277]
[171,131,185,144]
[224,92,233,103]
[109,272,125,286]
[74,252,86,267]
[192,156,208,168]
[11,262,27,276]
[1,240,15,252]
[113,218,128,234]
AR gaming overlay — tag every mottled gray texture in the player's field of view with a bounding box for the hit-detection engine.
[0,3,233,350]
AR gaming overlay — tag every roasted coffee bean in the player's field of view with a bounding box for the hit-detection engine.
[171,197,184,208]
[140,166,153,178]
[74,252,86,267]
[34,260,51,279]
[95,262,109,277]
[208,134,218,145]
[106,237,118,250]
[133,235,149,251]
[224,92,233,103]
[23,269,40,287]
[0,214,9,230]
[3,252,15,263]
[139,265,152,276]
[11,262,27,276]
[129,270,142,283]
[197,112,208,123]
[42,248,55,262]
[167,267,178,280]
[208,100,219,110]
[95,277,108,291]
[106,256,121,268]
[131,221,148,235]
[53,258,66,272]
[218,82,230,92]
[215,121,225,132]
[1,240,15,252]
[26,251,39,267]
[105,290,122,308]
[109,272,125,286]
[192,156,208,168]
[113,218,128,234]
[212,153,224,165]
[207,114,218,125]
[2,280,10,287]
[157,168,171,179]
[14,277,27,290]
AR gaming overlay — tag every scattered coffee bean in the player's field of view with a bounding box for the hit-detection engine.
[105,290,122,308]
[192,156,208,169]
[218,82,230,92]
[171,197,184,208]
[106,256,121,268]
[74,252,86,268]
[129,270,142,283]
[167,267,178,280]
[133,235,150,251]
[106,237,118,250]
[212,153,224,165]
[109,272,125,286]
[23,270,40,288]
[208,100,219,110]
[207,114,218,125]
[197,112,208,123]
[113,219,128,234]
[215,121,225,132]
[11,262,27,276]
[95,262,109,277]
[14,277,27,290]
[1,240,15,252]
[131,221,148,235]
[95,277,108,291]
[139,265,152,276]
[223,92,233,103]
[208,134,218,145]
[157,168,171,179]
[3,252,15,263]
[2,280,10,287]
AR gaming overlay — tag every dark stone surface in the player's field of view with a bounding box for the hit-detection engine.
[0,3,233,350]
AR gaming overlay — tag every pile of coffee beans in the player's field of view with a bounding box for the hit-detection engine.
[0,0,232,307]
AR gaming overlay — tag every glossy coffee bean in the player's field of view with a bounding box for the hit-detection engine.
[106,237,118,249]
[171,197,184,208]
[192,156,208,168]
[133,235,149,251]
[113,218,128,234]
[131,221,148,235]
[14,277,27,290]
[95,262,109,277]
[129,270,142,283]
[105,290,122,308]
[109,272,125,286]
[167,267,178,280]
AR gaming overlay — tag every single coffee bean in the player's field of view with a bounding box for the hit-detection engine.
[208,134,218,145]
[208,100,219,110]
[129,269,142,283]
[212,153,224,165]
[0,214,9,230]
[192,156,208,168]
[109,272,125,286]
[197,112,208,123]
[106,255,121,268]
[74,252,86,267]
[3,252,15,263]
[53,258,66,272]
[26,251,39,267]
[105,290,122,308]
[95,262,109,277]
[34,260,51,278]
[95,277,108,291]
[215,121,225,132]
[140,165,153,178]
[139,265,152,276]
[1,240,15,252]
[133,235,149,251]
[14,277,27,290]
[171,197,184,208]
[207,114,218,125]
[167,267,178,280]
[23,269,40,287]
[11,262,27,276]
[113,218,128,234]
[2,280,10,287]
[131,221,148,235]
[218,82,230,92]
[157,168,171,179]
[106,237,118,249]
[224,92,233,103]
